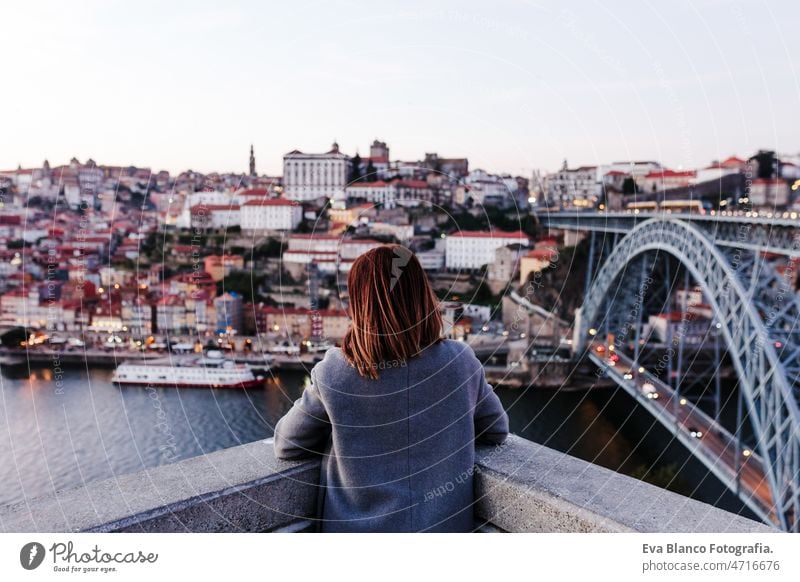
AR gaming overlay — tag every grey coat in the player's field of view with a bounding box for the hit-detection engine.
[273,339,509,532]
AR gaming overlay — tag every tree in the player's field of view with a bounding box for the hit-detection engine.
[250,239,284,260]
[349,153,362,183]
[622,177,639,195]
[217,271,268,303]
[750,150,776,180]
[365,160,377,182]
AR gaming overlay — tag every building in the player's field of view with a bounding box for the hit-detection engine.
[445,230,530,270]
[190,204,241,230]
[502,291,568,345]
[749,179,791,209]
[339,239,383,261]
[641,169,696,194]
[695,156,748,184]
[462,169,512,206]
[488,244,525,293]
[599,161,662,191]
[345,181,397,209]
[361,140,391,179]
[395,179,435,206]
[251,306,350,342]
[416,250,445,271]
[156,295,192,334]
[328,201,377,230]
[544,165,600,208]
[519,247,559,284]
[286,234,340,254]
[204,255,246,282]
[422,153,469,179]
[121,299,153,337]
[281,235,382,274]
[214,292,244,333]
[648,312,711,345]
[283,142,350,202]
[240,198,302,232]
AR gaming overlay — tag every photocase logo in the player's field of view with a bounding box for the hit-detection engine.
[390,246,412,291]
[20,542,46,570]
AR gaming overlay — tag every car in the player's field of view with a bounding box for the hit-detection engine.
[595,345,606,354]
[67,338,85,347]
[623,371,634,380]
[688,427,703,438]
[642,382,659,399]
[609,353,620,363]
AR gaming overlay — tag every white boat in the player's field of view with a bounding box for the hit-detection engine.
[112,354,265,388]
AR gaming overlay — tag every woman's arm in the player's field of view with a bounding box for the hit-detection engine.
[474,366,510,444]
[273,369,332,459]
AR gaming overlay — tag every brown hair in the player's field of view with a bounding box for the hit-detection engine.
[341,244,442,379]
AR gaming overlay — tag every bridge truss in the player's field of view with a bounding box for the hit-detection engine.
[575,218,800,531]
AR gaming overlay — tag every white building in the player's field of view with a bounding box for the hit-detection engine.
[416,250,445,271]
[345,180,397,209]
[463,169,511,205]
[339,238,382,261]
[598,161,662,189]
[240,199,302,232]
[283,142,350,202]
[190,204,241,229]
[544,166,600,208]
[282,235,382,273]
[286,234,340,253]
[695,156,747,184]
[445,230,530,270]
[640,169,696,194]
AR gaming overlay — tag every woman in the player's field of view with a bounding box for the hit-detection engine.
[273,244,509,532]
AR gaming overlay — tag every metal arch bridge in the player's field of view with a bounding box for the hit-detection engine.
[540,211,800,531]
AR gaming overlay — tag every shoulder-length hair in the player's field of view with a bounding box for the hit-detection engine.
[341,244,442,379]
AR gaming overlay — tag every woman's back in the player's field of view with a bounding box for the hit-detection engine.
[273,339,508,532]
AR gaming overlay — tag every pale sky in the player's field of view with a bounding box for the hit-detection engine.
[2,0,799,176]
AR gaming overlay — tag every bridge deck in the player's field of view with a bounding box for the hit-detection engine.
[588,346,776,526]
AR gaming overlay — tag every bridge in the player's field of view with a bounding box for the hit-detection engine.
[543,210,800,257]
[539,210,800,531]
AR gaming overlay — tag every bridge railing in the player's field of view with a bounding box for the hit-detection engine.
[0,435,773,533]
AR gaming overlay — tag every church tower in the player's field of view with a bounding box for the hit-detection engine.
[249,144,256,177]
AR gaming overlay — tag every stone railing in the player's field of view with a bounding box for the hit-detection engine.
[0,435,774,533]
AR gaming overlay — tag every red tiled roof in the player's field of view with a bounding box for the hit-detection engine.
[342,239,382,245]
[655,311,707,322]
[238,188,270,197]
[525,249,557,260]
[348,180,391,188]
[289,234,339,240]
[644,169,696,179]
[752,178,787,184]
[395,179,429,189]
[242,198,297,207]
[190,204,240,213]
[448,230,528,239]
[720,156,747,168]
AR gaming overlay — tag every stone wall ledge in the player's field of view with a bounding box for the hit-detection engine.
[0,434,775,533]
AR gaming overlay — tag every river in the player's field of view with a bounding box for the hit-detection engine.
[0,363,750,516]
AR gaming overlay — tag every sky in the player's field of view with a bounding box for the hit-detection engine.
[1,0,799,177]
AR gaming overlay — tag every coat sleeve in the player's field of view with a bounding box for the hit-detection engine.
[273,368,332,460]
[474,366,510,444]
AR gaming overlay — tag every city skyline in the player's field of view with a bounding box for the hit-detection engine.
[3,1,800,176]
